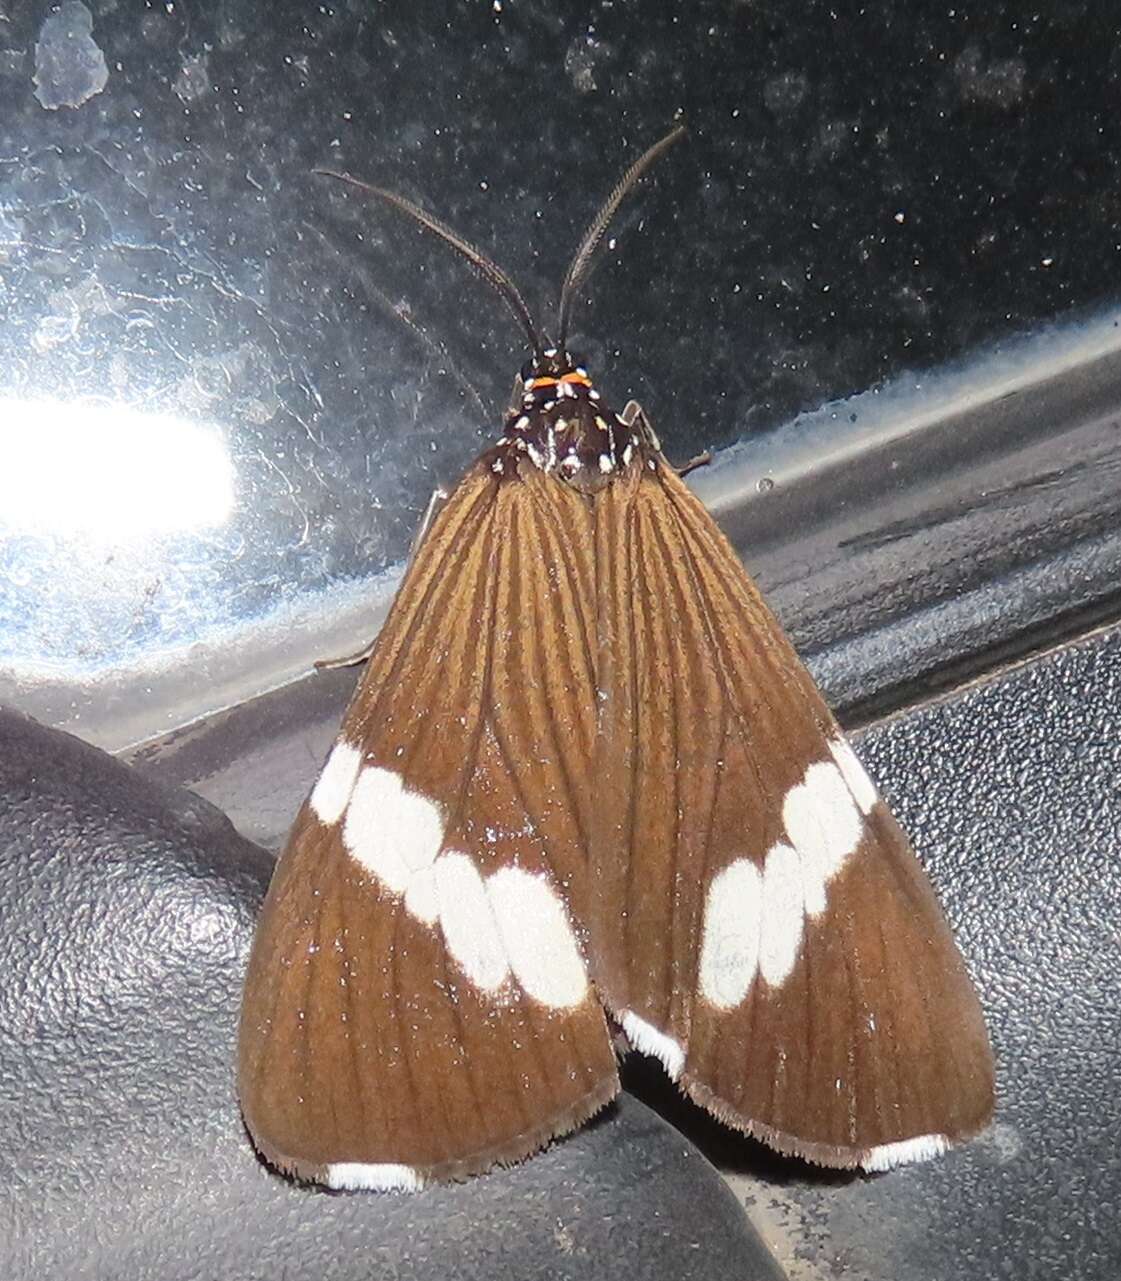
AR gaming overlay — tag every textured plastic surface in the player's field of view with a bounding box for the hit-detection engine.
[0,706,779,1281]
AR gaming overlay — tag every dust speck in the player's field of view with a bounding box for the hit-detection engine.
[33,1,109,110]
[954,45,1026,109]
[173,53,211,102]
[763,71,808,117]
[564,33,607,94]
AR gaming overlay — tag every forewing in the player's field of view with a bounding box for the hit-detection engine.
[589,458,994,1168]
[238,466,617,1188]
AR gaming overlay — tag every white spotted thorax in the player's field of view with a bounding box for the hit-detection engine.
[486,349,648,494]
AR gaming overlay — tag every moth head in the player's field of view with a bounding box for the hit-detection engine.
[520,349,589,384]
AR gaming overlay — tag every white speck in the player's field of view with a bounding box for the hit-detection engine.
[598,453,613,474]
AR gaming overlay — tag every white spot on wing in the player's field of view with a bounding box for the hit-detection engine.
[435,852,509,992]
[783,760,863,914]
[598,453,613,473]
[487,866,587,1008]
[620,1010,685,1080]
[325,1162,424,1192]
[343,767,443,895]
[758,841,803,985]
[698,859,762,1009]
[309,741,363,825]
[337,774,596,1010]
[862,1133,949,1171]
[402,865,440,926]
[829,735,879,815]
[699,756,871,1008]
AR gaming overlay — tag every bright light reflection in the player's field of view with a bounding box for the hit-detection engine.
[0,399,235,540]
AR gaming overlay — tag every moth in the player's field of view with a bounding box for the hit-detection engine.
[238,127,994,1191]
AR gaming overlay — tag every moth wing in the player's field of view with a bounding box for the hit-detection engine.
[589,457,994,1168]
[239,466,618,1188]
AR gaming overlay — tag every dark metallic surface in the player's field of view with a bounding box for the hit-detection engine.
[2,1,1120,751]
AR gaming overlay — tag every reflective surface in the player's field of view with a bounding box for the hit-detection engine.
[2,1,1120,748]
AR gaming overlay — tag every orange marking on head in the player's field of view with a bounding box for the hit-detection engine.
[525,377,558,391]
[560,372,592,387]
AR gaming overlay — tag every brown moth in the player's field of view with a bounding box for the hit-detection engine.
[238,127,994,1190]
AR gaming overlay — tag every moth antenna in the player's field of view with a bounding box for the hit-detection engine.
[315,168,546,361]
[555,124,687,354]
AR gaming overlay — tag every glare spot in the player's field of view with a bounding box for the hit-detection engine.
[0,399,234,542]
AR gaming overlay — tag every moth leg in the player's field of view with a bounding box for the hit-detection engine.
[621,400,710,474]
[410,484,453,554]
[620,400,662,451]
[506,373,526,418]
[314,486,451,671]
[676,450,712,477]
[314,642,379,672]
